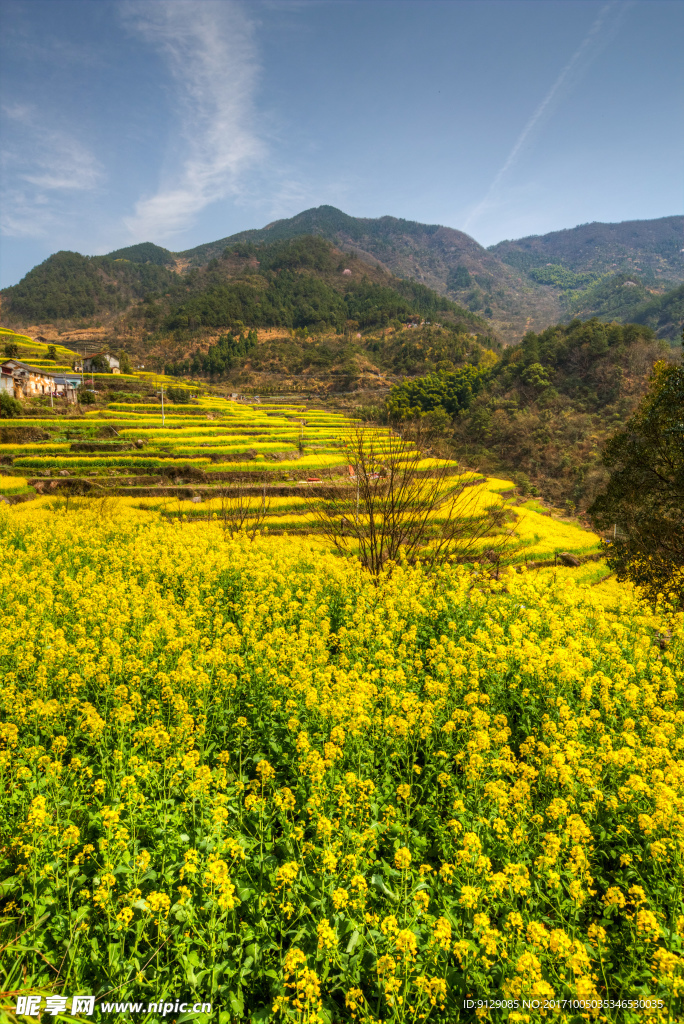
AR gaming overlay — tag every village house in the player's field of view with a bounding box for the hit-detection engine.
[82,352,120,374]
[1,359,78,402]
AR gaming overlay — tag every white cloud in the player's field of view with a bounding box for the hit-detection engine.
[122,0,265,242]
[1,104,104,237]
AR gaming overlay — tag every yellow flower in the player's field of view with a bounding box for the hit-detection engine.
[331,888,349,911]
[603,886,626,909]
[433,916,452,950]
[636,908,660,940]
[27,795,48,828]
[394,847,412,871]
[317,919,336,951]
[255,759,275,784]
[459,885,481,909]
[415,976,447,1008]
[145,891,171,919]
[136,849,152,872]
[276,861,299,889]
[380,914,398,937]
[413,890,429,914]
[345,988,365,1017]
[395,928,417,958]
[116,906,133,929]
[177,885,192,905]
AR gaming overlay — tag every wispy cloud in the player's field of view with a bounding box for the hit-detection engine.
[122,0,264,242]
[1,103,104,237]
[463,1,632,234]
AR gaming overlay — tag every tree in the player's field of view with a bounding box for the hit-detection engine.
[3,342,19,359]
[118,350,132,374]
[0,392,22,418]
[47,345,58,362]
[88,354,110,373]
[307,423,512,576]
[588,359,684,602]
[385,366,489,421]
[77,385,96,405]
[216,484,271,540]
[447,265,472,290]
[167,387,191,404]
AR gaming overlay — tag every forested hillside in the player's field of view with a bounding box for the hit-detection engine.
[2,208,681,349]
[164,236,486,335]
[565,275,684,339]
[0,235,491,351]
[106,242,176,266]
[382,319,672,510]
[0,250,181,322]
[176,205,562,342]
[490,215,684,280]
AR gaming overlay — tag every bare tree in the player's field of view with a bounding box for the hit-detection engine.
[307,423,514,576]
[216,482,271,541]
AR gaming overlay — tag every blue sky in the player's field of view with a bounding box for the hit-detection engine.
[1,0,682,287]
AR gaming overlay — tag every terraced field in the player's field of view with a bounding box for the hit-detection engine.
[0,329,602,566]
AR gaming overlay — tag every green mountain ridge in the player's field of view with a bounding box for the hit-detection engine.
[106,242,176,266]
[490,215,684,281]
[173,205,560,342]
[2,208,681,343]
[0,235,491,344]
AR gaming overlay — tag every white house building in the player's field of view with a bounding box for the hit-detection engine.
[82,352,120,373]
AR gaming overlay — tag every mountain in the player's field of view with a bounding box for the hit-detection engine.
[106,242,176,266]
[630,283,684,337]
[2,208,681,346]
[175,205,562,342]
[489,215,684,282]
[0,250,180,322]
[176,207,683,341]
[0,235,491,343]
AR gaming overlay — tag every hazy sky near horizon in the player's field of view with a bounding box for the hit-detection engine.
[1,0,682,287]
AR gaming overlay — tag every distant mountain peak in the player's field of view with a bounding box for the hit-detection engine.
[106,242,176,267]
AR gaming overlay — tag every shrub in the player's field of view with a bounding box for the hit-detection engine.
[0,392,22,418]
[166,387,192,404]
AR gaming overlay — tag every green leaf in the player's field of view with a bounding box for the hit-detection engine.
[229,987,244,1016]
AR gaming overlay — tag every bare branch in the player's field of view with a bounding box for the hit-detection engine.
[307,423,514,576]
[215,483,271,542]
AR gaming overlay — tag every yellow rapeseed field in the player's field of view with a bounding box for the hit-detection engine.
[1,499,683,1024]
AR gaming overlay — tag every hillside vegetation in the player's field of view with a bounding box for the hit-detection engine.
[383,319,672,511]
[490,215,684,281]
[565,276,684,340]
[176,205,562,343]
[106,242,176,266]
[164,236,486,336]
[1,251,179,322]
[0,236,489,344]
[3,209,681,351]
